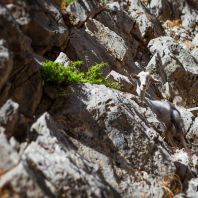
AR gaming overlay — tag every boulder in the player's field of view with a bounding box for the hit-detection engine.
[0,113,119,197]
[63,0,102,27]
[106,70,135,93]
[50,83,176,197]
[148,36,198,106]
[26,113,119,197]
[127,0,164,41]
[5,0,69,55]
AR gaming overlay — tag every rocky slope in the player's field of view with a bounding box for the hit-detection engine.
[0,0,198,197]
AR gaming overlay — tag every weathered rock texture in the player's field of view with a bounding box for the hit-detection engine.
[0,0,198,197]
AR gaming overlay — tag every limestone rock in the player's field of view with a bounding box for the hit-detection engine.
[0,4,43,117]
[5,0,69,55]
[0,99,19,137]
[54,52,71,67]
[63,0,102,27]
[0,131,19,174]
[50,83,176,196]
[187,178,198,198]
[26,113,119,197]
[146,0,172,21]
[127,0,164,41]
[148,36,198,106]
[106,70,135,93]
[85,18,127,62]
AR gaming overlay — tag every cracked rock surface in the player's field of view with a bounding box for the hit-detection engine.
[0,0,197,197]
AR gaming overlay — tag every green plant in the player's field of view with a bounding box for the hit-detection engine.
[63,0,77,5]
[41,60,121,90]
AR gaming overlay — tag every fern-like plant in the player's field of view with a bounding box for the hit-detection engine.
[41,60,121,90]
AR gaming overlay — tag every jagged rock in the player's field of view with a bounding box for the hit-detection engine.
[5,0,69,55]
[146,0,172,21]
[67,27,112,69]
[26,113,118,197]
[86,18,127,62]
[127,0,164,41]
[94,8,142,66]
[145,52,167,99]
[181,3,198,32]
[0,162,47,198]
[0,0,197,197]
[172,150,194,185]
[0,4,43,117]
[0,4,31,68]
[67,26,137,75]
[106,70,135,93]
[148,36,198,106]
[50,83,176,197]
[0,131,19,174]
[54,52,71,67]
[0,113,119,197]
[186,178,198,198]
[63,0,102,27]
[0,99,19,137]
[162,20,193,44]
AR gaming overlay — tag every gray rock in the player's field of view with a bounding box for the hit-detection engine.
[176,106,194,135]
[181,4,198,32]
[50,83,175,197]
[106,70,135,93]
[85,18,127,62]
[148,36,198,106]
[187,117,198,146]
[0,162,47,198]
[0,4,43,117]
[54,52,71,67]
[64,0,102,27]
[6,0,69,55]
[0,113,119,197]
[25,113,119,197]
[127,0,164,40]
[146,0,172,20]
[0,99,19,137]
[0,131,19,174]
[187,178,198,198]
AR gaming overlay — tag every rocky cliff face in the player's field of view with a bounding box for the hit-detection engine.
[0,0,198,197]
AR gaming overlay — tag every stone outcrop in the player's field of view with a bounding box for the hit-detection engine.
[0,0,197,197]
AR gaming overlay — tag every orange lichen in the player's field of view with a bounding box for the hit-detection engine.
[167,20,182,28]
[160,174,183,198]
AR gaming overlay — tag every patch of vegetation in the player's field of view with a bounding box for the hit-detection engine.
[41,60,121,90]
[63,0,77,5]
[60,0,77,10]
